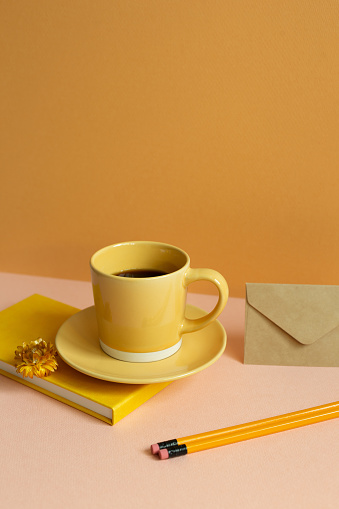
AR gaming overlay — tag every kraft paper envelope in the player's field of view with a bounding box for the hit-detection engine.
[244,283,339,367]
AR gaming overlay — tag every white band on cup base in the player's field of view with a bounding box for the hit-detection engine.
[99,338,182,363]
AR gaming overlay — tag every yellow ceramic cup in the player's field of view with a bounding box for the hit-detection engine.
[90,241,228,362]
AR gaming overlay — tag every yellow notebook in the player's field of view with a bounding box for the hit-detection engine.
[0,294,170,425]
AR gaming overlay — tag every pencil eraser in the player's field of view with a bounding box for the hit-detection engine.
[159,449,169,460]
[151,444,160,455]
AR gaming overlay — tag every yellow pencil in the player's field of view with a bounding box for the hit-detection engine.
[152,401,339,459]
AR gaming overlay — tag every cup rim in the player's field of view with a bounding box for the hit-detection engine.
[90,241,190,280]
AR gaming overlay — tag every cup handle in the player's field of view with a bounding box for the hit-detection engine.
[181,268,229,335]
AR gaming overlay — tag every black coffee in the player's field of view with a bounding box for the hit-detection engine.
[113,269,168,278]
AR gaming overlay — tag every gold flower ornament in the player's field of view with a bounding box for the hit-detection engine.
[15,338,58,378]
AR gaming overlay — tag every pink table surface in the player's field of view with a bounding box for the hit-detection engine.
[0,272,338,509]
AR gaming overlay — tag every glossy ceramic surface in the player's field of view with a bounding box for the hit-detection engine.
[90,241,228,361]
[55,304,227,384]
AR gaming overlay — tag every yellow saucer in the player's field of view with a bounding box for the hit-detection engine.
[55,305,226,384]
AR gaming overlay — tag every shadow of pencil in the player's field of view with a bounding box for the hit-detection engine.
[142,447,160,461]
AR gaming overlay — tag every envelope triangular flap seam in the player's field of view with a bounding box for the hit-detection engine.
[246,283,339,345]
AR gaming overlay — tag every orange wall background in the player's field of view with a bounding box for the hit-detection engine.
[1,1,338,298]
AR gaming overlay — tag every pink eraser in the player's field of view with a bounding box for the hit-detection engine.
[159,449,169,460]
[151,443,160,455]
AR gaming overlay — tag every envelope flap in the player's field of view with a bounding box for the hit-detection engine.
[246,283,339,345]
